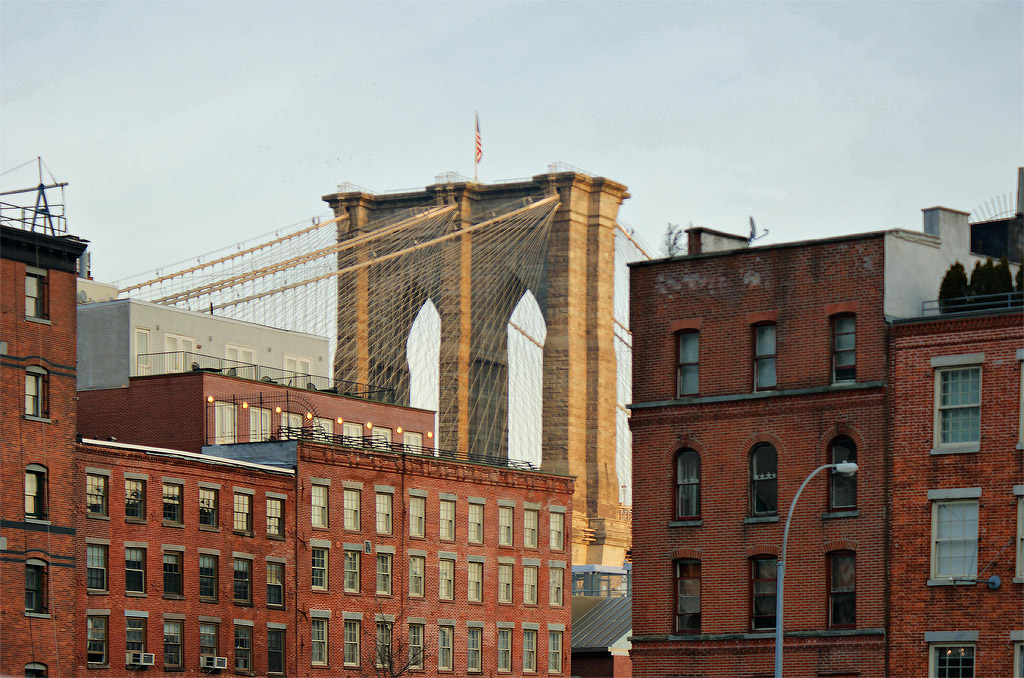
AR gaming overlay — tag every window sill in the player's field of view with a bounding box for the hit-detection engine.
[86,514,110,521]
[930,443,980,455]
[233,531,253,538]
[25,517,51,526]
[125,518,147,525]
[1016,443,1024,451]
[86,664,109,670]
[162,521,184,528]
[199,597,219,603]
[1013,577,1024,584]
[24,612,50,618]
[87,590,109,596]
[927,578,979,587]
[744,516,779,524]
[268,604,286,610]
[198,525,221,533]
[234,601,254,607]
[822,510,859,519]
[267,534,285,541]
[164,594,185,600]
[26,317,52,326]
[669,519,703,527]
[23,415,51,424]
[126,591,147,598]
[311,588,330,594]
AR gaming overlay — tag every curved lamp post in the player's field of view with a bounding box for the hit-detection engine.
[774,462,858,678]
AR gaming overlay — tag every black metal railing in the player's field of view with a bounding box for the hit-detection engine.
[136,351,395,403]
[922,291,1023,316]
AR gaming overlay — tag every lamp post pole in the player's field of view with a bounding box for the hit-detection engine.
[774,462,858,678]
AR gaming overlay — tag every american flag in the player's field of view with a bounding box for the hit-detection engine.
[475,112,482,164]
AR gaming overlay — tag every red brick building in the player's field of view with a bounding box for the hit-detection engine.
[888,308,1023,677]
[1,223,87,678]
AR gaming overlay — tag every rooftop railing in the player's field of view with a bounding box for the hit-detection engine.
[922,291,1023,316]
[137,351,395,403]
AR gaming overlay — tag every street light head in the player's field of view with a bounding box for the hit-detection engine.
[833,462,858,476]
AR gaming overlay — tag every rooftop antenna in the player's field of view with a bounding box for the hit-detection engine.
[748,216,768,244]
[0,156,68,235]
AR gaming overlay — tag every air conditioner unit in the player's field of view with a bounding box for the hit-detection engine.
[200,656,221,670]
[214,656,229,670]
[126,652,155,666]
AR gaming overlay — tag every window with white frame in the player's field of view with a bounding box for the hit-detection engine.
[86,615,107,665]
[523,565,538,604]
[524,509,539,548]
[283,354,312,387]
[233,492,252,534]
[440,499,456,540]
[198,487,218,528]
[548,630,563,673]
[930,644,974,678]
[25,268,47,320]
[831,314,856,382]
[437,625,453,671]
[498,563,513,603]
[266,496,284,538]
[126,616,146,654]
[224,344,254,366]
[549,511,565,550]
[125,547,146,593]
[409,555,424,597]
[282,412,303,437]
[523,628,537,672]
[403,430,423,450]
[410,495,426,538]
[497,628,512,672]
[344,549,360,593]
[376,492,393,535]
[439,558,455,600]
[250,407,271,442]
[468,502,484,543]
[343,421,364,441]
[87,545,107,591]
[133,328,151,376]
[311,484,329,529]
[267,561,284,606]
[214,402,236,444]
[315,417,333,436]
[86,473,108,516]
[376,621,393,670]
[931,499,979,579]
[468,561,483,602]
[343,619,360,666]
[376,553,392,595]
[935,365,981,447]
[344,488,361,530]
[753,323,777,391]
[310,618,327,665]
[549,566,564,606]
[371,426,392,448]
[408,623,424,669]
[467,627,482,673]
[163,333,194,372]
[498,505,514,546]
[311,547,328,590]
[25,367,47,419]
[25,465,46,519]
[676,330,699,396]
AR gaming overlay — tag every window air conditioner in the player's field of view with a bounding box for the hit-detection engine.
[200,656,219,669]
[214,656,229,670]
[126,652,155,666]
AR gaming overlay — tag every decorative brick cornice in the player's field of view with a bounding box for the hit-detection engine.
[744,543,781,558]
[668,547,703,561]
[823,539,859,553]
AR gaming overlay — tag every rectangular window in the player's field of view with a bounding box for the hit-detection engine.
[267,561,285,606]
[751,556,777,631]
[199,622,219,659]
[828,552,856,628]
[315,417,334,437]
[936,367,982,445]
[234,625,252,672]
[498,563,513,603]
[376,492,393,535]
[86,474,107,516]
[404,430,423,450]
[311,548,328,590]
[125,547,146,593]
[134,327,151,376]
[163,551,183,597]
[498,506,514,546]
[266,497,284,537]
[468,561,483,602]
[199,487,218,528]
[548,630,563,673]
[344,549,360,593]
[931,644,975,678]
[467,627,482,672]
[439,499,455,540]
[376,553,392,595]
[439,558,455,600]
[163,332,194,372]
[677,330,699,395]
[832,315,856,382]
[225,343,255,365]
[311,618,327,666]
[932,500,979,578]
[162,483,182,524]
[371,426,392,448]
[86,544,107,591]
[24,369,47,418]
[497,628,511,672]
[250,407,271,442]
[675,559,701,633]
[409,495,426,538]
[376,621,393,669]
[233,492,252,534]
[343,619,360,667]
[234,557,252,603]
[25,563,45,613]
[409,555,425,597]
[549,512,565,551]
[754,323,777,390]
[408,623,424,669]
[523,565,538,604]
[283,354,312,386]
[199,554,218,600]
[125,479,146,521]
[524,509,539,548]
[25,467,46,519]
[312,484,329,529]
[468,502,484,544]
[438,625,453,671]
[344,488,361,530]
[343,421,364,442]
[214,401,236,444]
[523,629,537,672]
[25,269,46,319]
[267,628,285,674]
[549,567,564,606]
[283,411,303,437]
[124,618,144,657]
[163,620,183,669]
[87,615,107,665]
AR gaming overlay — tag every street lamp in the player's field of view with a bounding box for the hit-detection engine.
[774,461,858,678]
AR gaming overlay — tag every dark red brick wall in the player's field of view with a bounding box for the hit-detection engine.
[628,236,889,678]
[888,311,1023,677]
[572,652,632,678]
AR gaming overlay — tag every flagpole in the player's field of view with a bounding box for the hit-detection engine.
[474,111,481,183]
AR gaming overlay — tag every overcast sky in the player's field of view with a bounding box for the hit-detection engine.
[2,1,1021,284]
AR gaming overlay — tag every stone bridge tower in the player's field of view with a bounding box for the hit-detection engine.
[323,170,630,566]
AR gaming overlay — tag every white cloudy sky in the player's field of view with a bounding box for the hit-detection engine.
[2,1,1021,284]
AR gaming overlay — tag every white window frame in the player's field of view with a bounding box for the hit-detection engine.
[468,502,484,544]
[437,625,453,671]
[928,642,975,678]
[1016,495,1024,580]
[315,417,333,437]
[549,567,564,606]
[224,343,255,366]
[498,506,514,546]
[408,623,424,670]
[497,628,512,672]
[549,511,565,551]
[376,492,393,535]
[344,488,360,531]
[523,628,537,672]
[311,484,329,529]
[214,401,236,444]
[403,431,423,449]
[311,547,328,591]
[930,497,979,580]
[439,558,455,600]
[163,333,194,373]
[467,627,482,673]
[932,358,983,452]
[409,555,424,597]
[1014,640,1024,678]
[523,565,538,604]
[283,354,312,387]
[249,407,271,442]
[498,563,513,603]
[310,618,328,666]
[524,509,539,548]
[548,630,563,673]
[467,561,483,602]
[133,327,151,376]
[344,549,360,593]
[440,499,456,541]
[25,367,46,419]
[409,495,426,538]
[343,421,364,441]
[343,619,360,667]
[376,553,392,595]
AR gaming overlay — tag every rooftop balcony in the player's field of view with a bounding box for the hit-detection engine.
[922,291,1023,316]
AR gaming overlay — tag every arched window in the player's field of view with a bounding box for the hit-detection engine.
[25,464,47,520]
[24,662,47,678]
[674,559,701,633]
[749,444,777,516]
[675,449,701,519]
[829,437,857,511]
